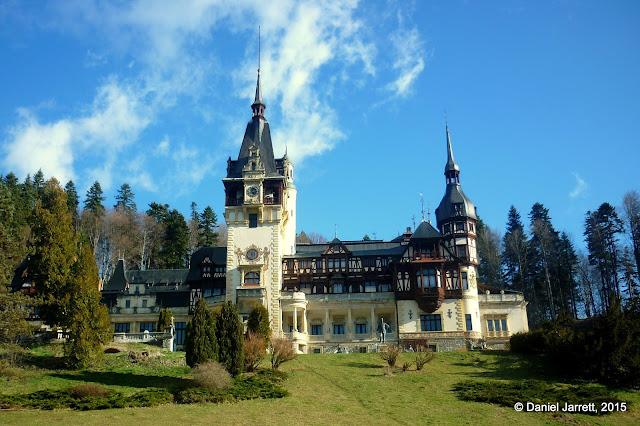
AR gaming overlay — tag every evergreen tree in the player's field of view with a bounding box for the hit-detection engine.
[0,184,33,344]
[555,232,580,317]
[64,180,80,225]
[585,203,624,311]
[33,169,45,194]
[114,183,136,213]
[363,234,371,241]
[185,297,218,367]
[161,209,190,268]
[84,181,106,216]
[64,242,112,368]
[216,301,244,376]
[502,205,528,293]
[157,307,174,332]
[247,304,271,343]
[527,202,561,323]
[198,206,218,248]
[476,217,504,288]
[29,179,78,327]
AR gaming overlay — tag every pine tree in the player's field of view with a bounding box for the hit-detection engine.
[161,209,189,268]
[585,203,624,312]
[622,191,640,287]
[198,206,218,248]
[247,304,271,343]
[33,169,45,194]
[64,180,80,225]
[216,301,244,376]
[114,183,136,213]
[64,242,112,368]
[29,179,78,327]
[185,297,218,367]
[502,205,528,293]
[84,181,106,216]
[476,217,504,288]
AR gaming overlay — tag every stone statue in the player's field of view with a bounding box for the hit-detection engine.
[377,318,390,343]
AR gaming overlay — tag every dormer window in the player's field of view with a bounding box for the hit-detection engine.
[454,203,464,216]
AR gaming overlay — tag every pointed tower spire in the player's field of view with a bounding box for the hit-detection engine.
[444,123,460,185]
[251,26,265,118]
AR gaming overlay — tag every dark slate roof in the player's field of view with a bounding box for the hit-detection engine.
[10,259,29,292]
[436,184,477,224]
[445,125,460,173]
[102,259,189,292]
[410,221,442,240]
[287,241,406,259]
[186,247,227,282]
[226,118,280,178]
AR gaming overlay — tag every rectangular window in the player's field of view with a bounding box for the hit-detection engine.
[142,299,147,308]
[289,325,300,332]
[420,314,442,332]
[362,258,376,268]
[355,323,367,334]
[315,259,323,271]
[175,322,186,345]
[455,222,465,232]
[465,314,472,331]
[333,324,345,335]
[332,283,343,294]
[501,319,508,331]
[125,300,131,308]
[311,324,322,335]
[379,283,391,292]
[487,319,494,332]
[300,282,312,294]
[462,272,468,290]
[140,322,156,333]
[494,319,501,332]
[249,213,258,228]
[114,323,130,333]
[364,281,376,293]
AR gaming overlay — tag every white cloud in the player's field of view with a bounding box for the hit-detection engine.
[4,0,427,190]
[3,109,75,184]
[2,79,150,189]
[386,26,425,97]
[570,172,588,198]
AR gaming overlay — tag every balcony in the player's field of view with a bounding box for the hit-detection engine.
[306,292,395,303]
[236,286,266,299]
[226,197,244,207]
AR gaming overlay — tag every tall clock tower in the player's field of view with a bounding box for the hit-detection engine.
[222,69,296,333]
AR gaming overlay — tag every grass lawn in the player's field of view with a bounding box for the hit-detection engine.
[1,345,639,425]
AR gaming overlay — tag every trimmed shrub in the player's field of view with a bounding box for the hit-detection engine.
[401,361,412,372]
[193,360,232,390]
[216,301,244,376]
[247,304,271,343]
[70,384,110,398]
[157,307,174,332]
[244,331,267,372]
[270,337,297,369]
[185,297,218,367]
[379,344,401,367]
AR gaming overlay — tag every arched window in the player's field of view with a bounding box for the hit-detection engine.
[245,272,260,285]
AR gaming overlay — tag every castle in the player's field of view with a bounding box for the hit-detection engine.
[102,70,529,353]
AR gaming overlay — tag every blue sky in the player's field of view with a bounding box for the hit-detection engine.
[1,1,639,251]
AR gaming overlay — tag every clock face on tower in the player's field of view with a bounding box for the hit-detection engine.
[247,185,258,197]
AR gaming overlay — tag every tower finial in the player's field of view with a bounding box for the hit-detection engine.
[251,26,265,118]
[428,202,432,224]
[420,192,425,222]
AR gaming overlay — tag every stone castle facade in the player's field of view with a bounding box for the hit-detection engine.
[102,71,529,353]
